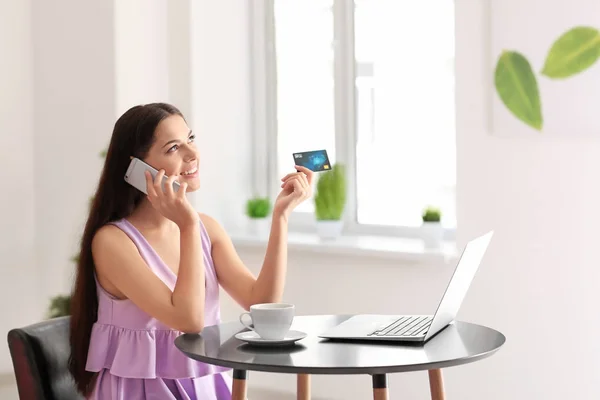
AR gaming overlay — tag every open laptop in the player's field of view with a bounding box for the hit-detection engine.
[318,230,494,344]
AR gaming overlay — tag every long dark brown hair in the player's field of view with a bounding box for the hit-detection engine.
[68,103,184,395]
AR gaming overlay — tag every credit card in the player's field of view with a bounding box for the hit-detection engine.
[292,149,331,172]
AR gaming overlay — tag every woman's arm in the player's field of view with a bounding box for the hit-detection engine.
[93,221,206,333]
[205,213,288,310]
[250,214,288,304]
[172,222,206,327]
[207,165,314,310]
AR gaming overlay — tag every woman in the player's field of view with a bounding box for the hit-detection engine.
[68,103,314,399]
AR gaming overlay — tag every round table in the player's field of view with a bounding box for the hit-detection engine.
[175,315,505,400]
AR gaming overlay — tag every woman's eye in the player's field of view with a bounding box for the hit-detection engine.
[167,135,194,153]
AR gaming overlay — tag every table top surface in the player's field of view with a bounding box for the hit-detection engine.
[175,315,505,375]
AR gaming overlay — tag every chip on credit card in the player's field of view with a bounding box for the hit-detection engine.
[292,149,331,172]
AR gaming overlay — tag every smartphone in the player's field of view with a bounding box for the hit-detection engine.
[124,157,181,195]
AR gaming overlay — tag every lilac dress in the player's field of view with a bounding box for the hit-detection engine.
[85,218,232,399]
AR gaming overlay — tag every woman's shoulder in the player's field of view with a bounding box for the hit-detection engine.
[90,222,141,297]
[198,213,228,246]
[93,220,125,239]
[91,221,134,255]
[198,212,217,228]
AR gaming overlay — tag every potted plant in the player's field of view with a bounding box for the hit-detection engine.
[246,196,272,237]
[48,294,71,319]
[421,206,443,248]
[314,163,347,239]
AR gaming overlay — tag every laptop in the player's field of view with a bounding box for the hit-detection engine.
[318,230,494,344]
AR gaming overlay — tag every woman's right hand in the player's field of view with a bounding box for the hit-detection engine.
[145,170,199,229]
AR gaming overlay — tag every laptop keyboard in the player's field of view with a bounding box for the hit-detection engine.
[371,316,433,337]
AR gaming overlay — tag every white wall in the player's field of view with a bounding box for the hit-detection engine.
[32,0,117,307]
[115,0,169,115]
[455,1,600,398]
[0,0,35,374]
[189,0,253,228]
[167,0,192,120]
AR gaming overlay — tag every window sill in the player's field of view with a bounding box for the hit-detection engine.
[230,231,459,265]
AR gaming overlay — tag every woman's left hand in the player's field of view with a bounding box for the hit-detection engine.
[273,165,315,220]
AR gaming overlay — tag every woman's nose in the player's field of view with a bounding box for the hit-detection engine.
[183,146,198,162]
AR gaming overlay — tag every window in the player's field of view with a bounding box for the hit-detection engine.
[273,1,335,213]
[251,0,456,236]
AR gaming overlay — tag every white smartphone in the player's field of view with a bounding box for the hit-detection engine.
[124,157,181,195]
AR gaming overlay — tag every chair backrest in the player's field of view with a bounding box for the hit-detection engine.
[7,316,83,400]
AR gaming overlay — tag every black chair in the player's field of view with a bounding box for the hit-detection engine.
[7,316,83,400]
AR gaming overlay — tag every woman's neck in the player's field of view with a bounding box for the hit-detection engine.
[127,198,177,232]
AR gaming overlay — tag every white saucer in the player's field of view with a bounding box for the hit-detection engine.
[234,330,307,347]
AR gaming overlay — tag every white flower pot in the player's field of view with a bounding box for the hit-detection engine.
[421,222,444,249]
[248,218,270,238]
[316,220,344,239]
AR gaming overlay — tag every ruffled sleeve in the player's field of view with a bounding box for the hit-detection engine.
[85,323,230,379]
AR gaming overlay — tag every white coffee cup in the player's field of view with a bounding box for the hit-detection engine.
[239,303,295,340]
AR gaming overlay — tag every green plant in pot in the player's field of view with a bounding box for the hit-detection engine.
[246,196,272,236]
[421,205,443,248]
[48,294,71,319]
[314,163,347,239]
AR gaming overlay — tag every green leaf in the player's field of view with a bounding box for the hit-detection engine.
[494,50,543,131]
[541,26,600,79]
[245,197,271,218]
[422,206,441,222]
[99,149,107,158]
[47,294,71,318]
[314,164,346,220]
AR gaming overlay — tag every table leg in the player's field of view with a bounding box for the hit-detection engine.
[372,374,388,400]
[232,370,247,400]
[297,373,311,400]
[428,369,445,400]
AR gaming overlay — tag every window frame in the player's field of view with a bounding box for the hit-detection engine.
[249,0,456,240]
